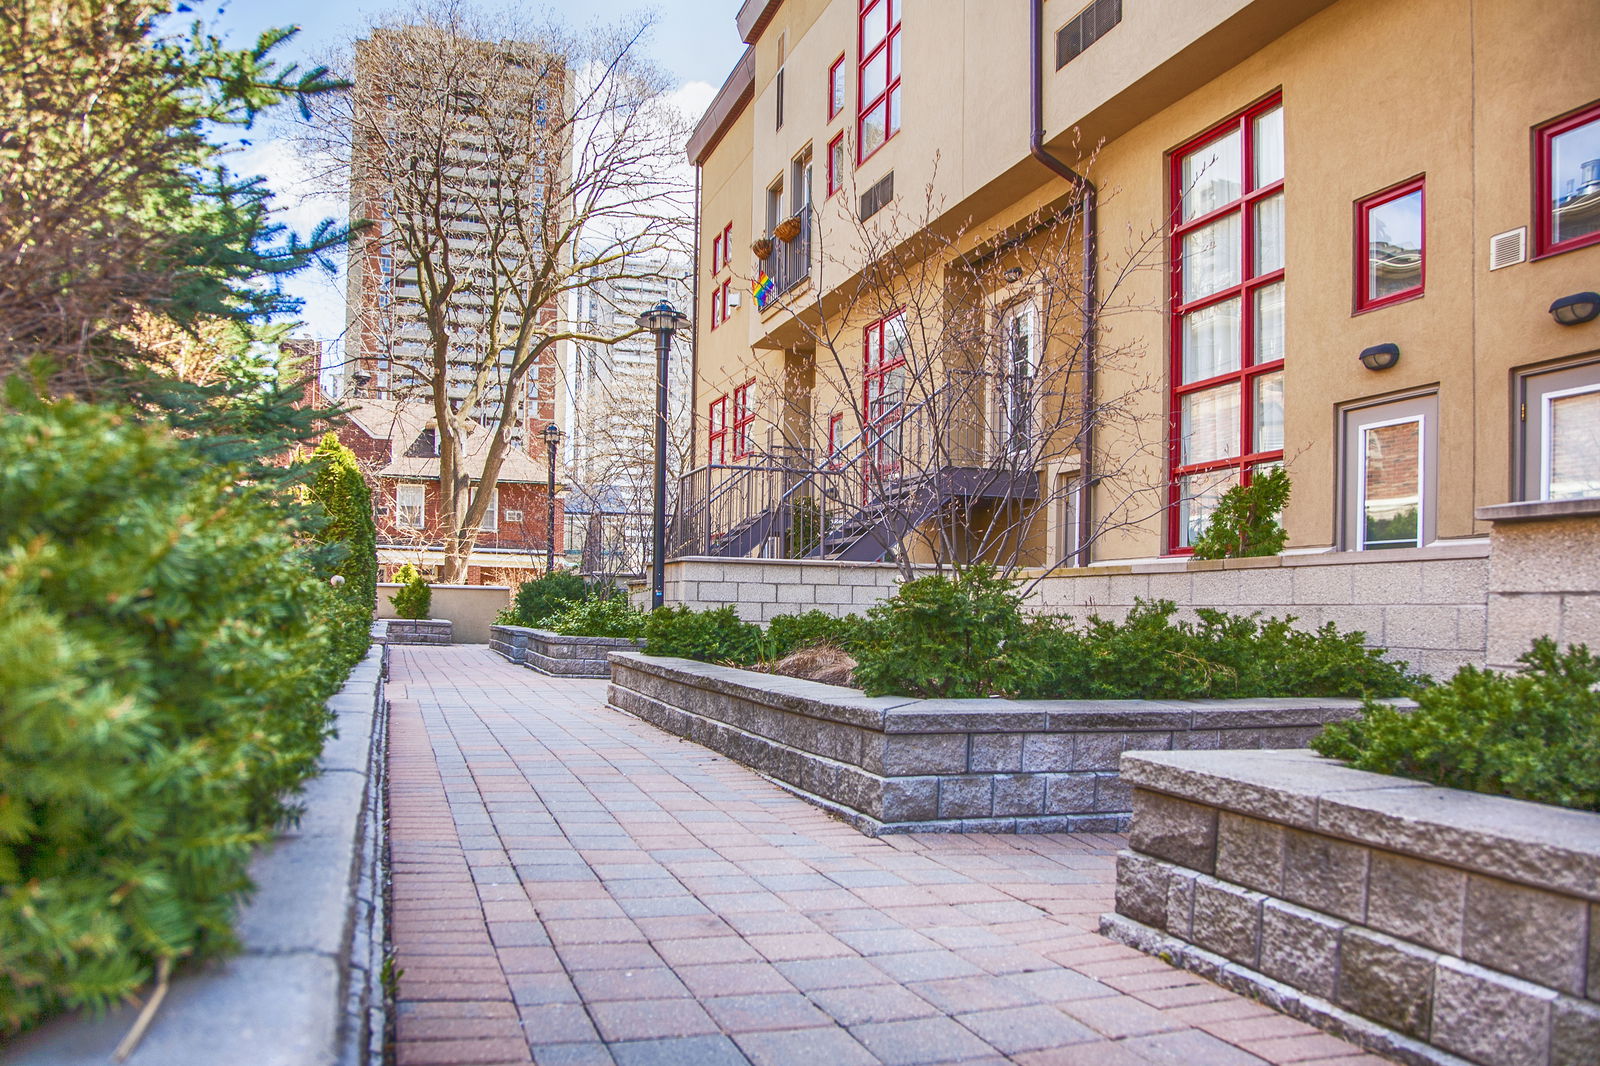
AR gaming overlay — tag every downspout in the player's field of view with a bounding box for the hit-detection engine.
[1030,0,1096,568]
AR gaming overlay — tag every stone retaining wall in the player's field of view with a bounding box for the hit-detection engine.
[491,626,644,678]
[379,618,452,645]
[607,653,1385,835]
[664,543,1491,678]
[12,646,391,1066]
[1102,749,1600,1066]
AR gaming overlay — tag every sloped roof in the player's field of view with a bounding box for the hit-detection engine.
[339,397,551,484]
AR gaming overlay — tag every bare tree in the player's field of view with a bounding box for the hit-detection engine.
[678,146,1168,587]
[302,2,691,582]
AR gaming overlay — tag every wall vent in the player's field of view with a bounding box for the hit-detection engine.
[1489,227,1527,270]
[860,171,895,221]
[504,509,524,522]
[1056,0,1122,69]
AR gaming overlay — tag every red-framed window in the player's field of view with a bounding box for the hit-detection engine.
[828,54,846,120]
[826,412,846,468]
[857,0,901,163]
[709,231,722,276]
[827,133,845,197]
[1355,176,1424,312]
[1535,100,1600,258]
[719,279,731,325]
[731,380,756,460]
[863,311,908,485]
[707,395,727,464]
[708,282,723,329]
[1168,94,1285,552]
[722,222,734,268]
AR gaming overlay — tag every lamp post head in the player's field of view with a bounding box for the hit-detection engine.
[636,300,690,335]
[541,422,563,446]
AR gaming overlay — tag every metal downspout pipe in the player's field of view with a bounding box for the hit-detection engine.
[1029,0,1097,568]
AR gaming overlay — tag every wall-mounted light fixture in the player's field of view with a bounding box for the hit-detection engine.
[1003,267,1024,283]
[1358,342,1401,371]
[1549,291,1600,326]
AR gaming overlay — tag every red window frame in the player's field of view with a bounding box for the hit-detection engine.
[828,54,846,120]
[827,133,845,197]
[708,282,722,329]
[1354,176,1425,312]
[707,395,727,464]
[1167,93,1285,553]
[826,412,845,468]
[731,380,756,460]
[722,222,734,268]
[719,279,731,325]
[863,310,907,487]
[857,0,902,164]
[1534,100,1600,258]
[709,232,722,277]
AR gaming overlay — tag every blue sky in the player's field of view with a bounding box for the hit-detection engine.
[196,0,742,359]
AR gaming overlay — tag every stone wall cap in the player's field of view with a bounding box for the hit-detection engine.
[609,652,913,729]
[1475,497,1600,523]
[1123,749,1600,898]
[527,628,645,647]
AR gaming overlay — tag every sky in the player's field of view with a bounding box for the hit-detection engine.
[196,0,743,370]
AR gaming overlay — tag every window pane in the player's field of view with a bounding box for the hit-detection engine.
[863,50,887,98]
[1548,387,1600,500]
[1178,468,1239,548]
[1253,371,1284,453]
[1181,297,1241,382]
[890,32,901,79]
[1182,213,1241,302]
[862,0,886,52]
[1362,420,1421,549]
[861,102,887,156]
[1253,106,1284,188]
[1367,190,1424,299]
[831,65,844,115]
[1181,384,1240,466]
[1253,192,1284,276]
[1253,281,1285,364]
[889,85,901,135]
[1551,114,1600,245]
[1181,128,1242,221]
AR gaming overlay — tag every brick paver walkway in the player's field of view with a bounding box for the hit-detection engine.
[387,645,1388,1066]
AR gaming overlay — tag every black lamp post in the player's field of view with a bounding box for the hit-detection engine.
[541,422,562,573]
[635,300,690,610]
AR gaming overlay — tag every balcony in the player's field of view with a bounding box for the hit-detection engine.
[754,205,811,312]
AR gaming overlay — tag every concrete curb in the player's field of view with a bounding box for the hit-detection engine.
[9,645,392,1066]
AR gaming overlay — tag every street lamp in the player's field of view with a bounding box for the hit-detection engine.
[635,300,690,610]
[542,422,563,573]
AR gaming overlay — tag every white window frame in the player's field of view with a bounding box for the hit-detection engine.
[993,300,1038,458]
[397,483,425,529]
[479,488,499,531]
[1340,392,1437,552]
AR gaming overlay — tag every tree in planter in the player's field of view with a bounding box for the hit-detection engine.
[301,3,691,583]
[1190,466,1292,560]
[391,564,432,619]
[305,433,378,664]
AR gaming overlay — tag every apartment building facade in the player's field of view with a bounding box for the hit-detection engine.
[681,0,1600,570]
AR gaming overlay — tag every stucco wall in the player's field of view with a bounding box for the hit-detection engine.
[377,583,511,644]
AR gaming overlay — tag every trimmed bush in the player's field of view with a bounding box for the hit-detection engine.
[1312,638,1600,811]
[512,571,588,626]
[643,605,763,664]
[391,563,431,619]
[545,596,646,640]
[0,396,344,1034]
[853,566,1045,699]
[1191,466,1291,560]
[763,610,865,660]
[304,432,377,669]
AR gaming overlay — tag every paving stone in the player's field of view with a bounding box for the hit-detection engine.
[733,1027,877,1066]
[955,1005,1098,1054]
[851,1016,998,1065]
[608,1035,751,1066]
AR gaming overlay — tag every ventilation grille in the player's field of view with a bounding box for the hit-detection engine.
[1489,227,1527,270]
[504,509,524,522]
[1056,0,1122,69]
[860,171,895,221]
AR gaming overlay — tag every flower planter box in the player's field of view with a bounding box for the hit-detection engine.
[1101,749,1600,1066]
[606,653,1392,835]
[379,618,452,645]
[490,626,644,678]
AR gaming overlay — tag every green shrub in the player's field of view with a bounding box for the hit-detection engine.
[1312,638,1600,811]
[643,605,763,664]
[304,433,376,670]
[763,610,866,660]
[545,596,647,640]
[1191,467,1291,560]
[0,396,344,1034]
[1018,600,1424,701]
[512,571,588,626]
[853,566,1046,698]
[391,564,431,619]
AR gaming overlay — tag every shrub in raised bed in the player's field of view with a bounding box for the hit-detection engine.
[1312,638,1600,811]
[391,563,431,619]
[0,398,344,1034]
[545,596,646,640]
[762,609,866,659]
[643,605,762,664]
[511,570,588,626]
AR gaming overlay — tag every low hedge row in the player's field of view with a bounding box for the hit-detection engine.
[0,398,363,1034]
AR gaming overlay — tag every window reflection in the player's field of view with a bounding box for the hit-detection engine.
[1362,420,1421,550]
[1366,189,1423,300]
[1551,115,1600,246]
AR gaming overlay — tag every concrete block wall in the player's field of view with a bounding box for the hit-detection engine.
[1104,749,1600,1066]
[1478,500,1600,670]
[378,583,511,644]
[491,625,644,678]
[662,557,911,623]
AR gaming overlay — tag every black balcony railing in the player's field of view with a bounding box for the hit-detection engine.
[755,205,811,311]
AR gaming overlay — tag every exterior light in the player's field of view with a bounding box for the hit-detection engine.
[634,301,690,611]
[1003,267,1024,283]
[1549,291,1600,326]
[1358,342,1400,371]
[329,574,346,588]
[541,421,563,446]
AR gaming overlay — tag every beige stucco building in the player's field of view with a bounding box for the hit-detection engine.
[677,0,1600,573]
